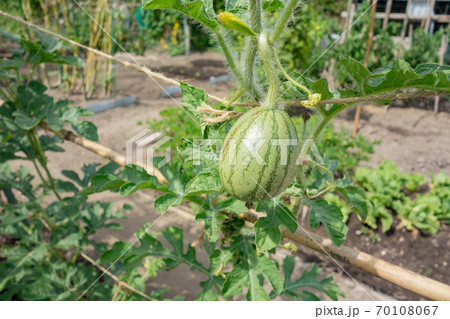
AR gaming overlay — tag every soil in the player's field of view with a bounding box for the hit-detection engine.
[5,49,450,300]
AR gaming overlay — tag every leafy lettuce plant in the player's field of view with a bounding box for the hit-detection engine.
[352,161,449,234]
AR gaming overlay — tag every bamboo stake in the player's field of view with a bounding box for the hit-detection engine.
[38,0,51,29]
[79,252,156,301]
[434,31,448,114]
[60,0,79,91]
[424,0,437,33]
[39,123,450,301]
[84,0,103,98]
[401,0,411,39]
[342,0,355,43]
[282,228,450,301]
[51,0,71,91]
[352,0,377,137]
[20,0,33,40]
[382,0,393,30]
[37,0,53,88]
[39,122,168,185]
[38,215,156,300]
[102,0,113,97]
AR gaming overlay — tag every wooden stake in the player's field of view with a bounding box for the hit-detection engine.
[352,0,377,137]
[282,228,450,301]
[425,0,437,33]
[401,0,411,39]
[342,0,354,42]
[434,31,448,114]
[39,122,168,185]
[383,0,393,30]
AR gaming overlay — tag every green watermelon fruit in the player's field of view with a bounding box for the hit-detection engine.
[219,107,299,202]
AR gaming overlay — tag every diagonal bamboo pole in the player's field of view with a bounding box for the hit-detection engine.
[39,122,168,185]
[352,0,377,137]
[38,213,156,300]
[39,123,450,301]
[1,10,448,109]
[79,252,156,301]
[0,10,224,104]
[282,228,450,301]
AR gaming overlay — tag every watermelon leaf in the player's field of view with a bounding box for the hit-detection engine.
[334,175,369,221]
[254,199,298,250]
[277,256,344,300]
[143,0,218,30]
[305,199,348,247]
[222,236,283,300]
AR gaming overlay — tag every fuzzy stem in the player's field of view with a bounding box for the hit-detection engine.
[292,198,303,219]
[273,48,327,115]
[242,0,263,100]
[243,38,262,100]
[259,31,279,109]
[249,0,262,33]
[214,29,243,84]
[29,131,62,200]
[293,117,307,218]
[269,0,300,45]
[305,160,334,198]
[223,88,246,107]
[311,116,332,142]
[301,117,308,142]
[299,114,333,158]
[41,160,62,201]
[300,95,359,159]
[273,49,312,96]
[31,157,50,189]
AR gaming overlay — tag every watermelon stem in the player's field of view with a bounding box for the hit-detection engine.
[243,37,263,101]
[273,49,312,97]
[268,0,301,45]
[306,160,335,198]
[242,0,263,101]
[302,115,333,157]
[272,49,326,114]
[291,197,304,219]
[249,0,262,34]
[259,31,279,109]
[223,88,246,107]
[214,28,243,85]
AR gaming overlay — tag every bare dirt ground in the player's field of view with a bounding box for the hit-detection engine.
[17,50,450,300]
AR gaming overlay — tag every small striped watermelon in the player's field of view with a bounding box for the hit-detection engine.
[219,107,299,202]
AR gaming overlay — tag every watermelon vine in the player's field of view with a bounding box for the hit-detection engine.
[88,0,448,300]
[1,0,449,301]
